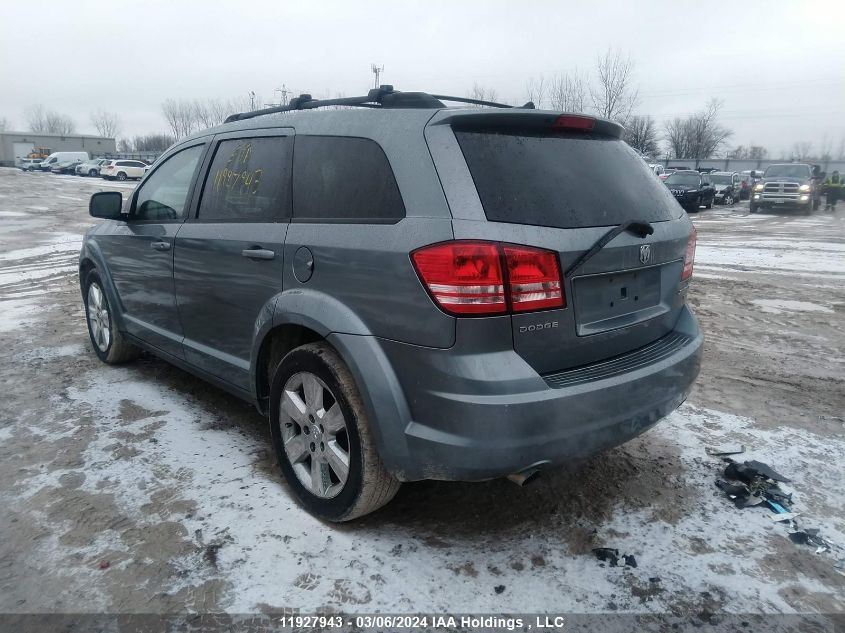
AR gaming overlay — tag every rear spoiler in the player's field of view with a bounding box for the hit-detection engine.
[429,109,624,139]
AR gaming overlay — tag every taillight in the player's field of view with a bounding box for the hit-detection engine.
[681,229,696,281]
[411,241,564,316]
[552,115,595,131]
[503,245,564,312]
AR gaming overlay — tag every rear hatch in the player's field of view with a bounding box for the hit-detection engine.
[427,110,693,375]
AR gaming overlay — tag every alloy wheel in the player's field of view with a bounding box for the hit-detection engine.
[280,372,350,499]
[87,283,111,352]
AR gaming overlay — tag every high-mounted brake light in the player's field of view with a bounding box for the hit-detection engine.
[552,115,595,131]
[681,229,696,281]
[412,241,565,316]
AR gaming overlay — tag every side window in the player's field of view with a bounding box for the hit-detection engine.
[133,145,204,222]
[293,136,405,222]
[197,136,292,221]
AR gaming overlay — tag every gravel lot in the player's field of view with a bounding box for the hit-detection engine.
[0,167,843,620]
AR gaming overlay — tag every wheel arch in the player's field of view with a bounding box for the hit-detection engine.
[79,240,126,331]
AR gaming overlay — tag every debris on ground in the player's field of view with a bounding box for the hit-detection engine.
[494,585,505,595]
[592,548,638,568]
[705,445,745,457]
[715,459,793,511]
[97,560,110,570]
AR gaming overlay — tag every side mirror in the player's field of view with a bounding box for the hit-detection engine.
[89,191,124,220]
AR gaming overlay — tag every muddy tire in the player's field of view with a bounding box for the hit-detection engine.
[269,342,400,521]
[83,269,140,364]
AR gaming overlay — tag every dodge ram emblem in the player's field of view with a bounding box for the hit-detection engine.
[639,244,651,264]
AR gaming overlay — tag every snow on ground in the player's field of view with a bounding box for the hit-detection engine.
[10,372,835,614]
[751,299,835,315]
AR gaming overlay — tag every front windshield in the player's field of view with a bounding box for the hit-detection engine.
[764,164,811,178]
[665,173,700,186]
[709,175,731,185]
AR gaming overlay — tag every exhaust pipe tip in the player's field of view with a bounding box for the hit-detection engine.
[507,468,541,487]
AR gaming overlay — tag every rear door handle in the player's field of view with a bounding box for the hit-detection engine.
[242,248,275,260]
[151,241,170,251]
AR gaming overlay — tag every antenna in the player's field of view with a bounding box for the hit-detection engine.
[370,63,384,89]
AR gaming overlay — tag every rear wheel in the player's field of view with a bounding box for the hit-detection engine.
[269,342,400,521]
[116,171,127,181]
[88,169,98,177]
[83,269,140,364]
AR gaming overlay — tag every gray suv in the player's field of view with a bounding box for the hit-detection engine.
[80,87,702,521]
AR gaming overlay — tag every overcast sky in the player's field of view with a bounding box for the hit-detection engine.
[3,0,844,157]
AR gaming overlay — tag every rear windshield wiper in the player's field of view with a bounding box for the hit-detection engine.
[564,220,654,278]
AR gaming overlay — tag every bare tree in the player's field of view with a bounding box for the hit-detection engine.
[90,109,121,138]
[748,145,768,160]
[663,99,732,159]
[117,139,133,153]
[590,48,639,125]
[837,136,845,161]
[26,104,76,135]
[0,116,9,132]
[468,83,499,106]
[26,104,48,132]
[133,133,176,152]
[525,76,547,109]
[549,71,588,112]
[161,99,198,139]
[791,141,814,161]
[623,115,659,156]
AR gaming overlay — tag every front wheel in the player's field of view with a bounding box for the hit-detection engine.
[724,193,734,206]
[269,342,400,521]
[83,270,140,364]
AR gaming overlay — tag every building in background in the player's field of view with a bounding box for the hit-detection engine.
[0,131,117,166]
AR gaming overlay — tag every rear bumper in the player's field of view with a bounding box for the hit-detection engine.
[334,305,702,482]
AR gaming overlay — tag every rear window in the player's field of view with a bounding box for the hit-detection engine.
[455,130,681,229]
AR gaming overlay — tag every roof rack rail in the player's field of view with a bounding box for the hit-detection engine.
[224,86,534,123]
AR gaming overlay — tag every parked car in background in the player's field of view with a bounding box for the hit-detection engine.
[659,168,675,181]
[101,159,148,181]
[750,163,819,214]
[19,158,43,171]
[51,160,84,174]
[39,151,89,171]
[649,163,665,176]
[708,171,742,205]
[664,170,716,211]
[80,91,702,521]
[75,159,110,177]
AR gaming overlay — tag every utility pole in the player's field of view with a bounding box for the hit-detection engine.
[370,63,384,89]
[275,84,291,106]
[249,91,256,109]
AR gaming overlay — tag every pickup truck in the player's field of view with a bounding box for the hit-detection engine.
[750,164,821,214]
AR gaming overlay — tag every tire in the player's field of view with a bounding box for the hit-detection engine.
[269,342,400,521]
[705,196,713,209]
[724,193,734,206]
[88,169,98,177]
[116,172,127,181]
[83,269,140,364]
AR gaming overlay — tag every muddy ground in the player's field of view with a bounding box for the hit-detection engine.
[0,167,843,621]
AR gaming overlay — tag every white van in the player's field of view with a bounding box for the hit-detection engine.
[39,151,89,171]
